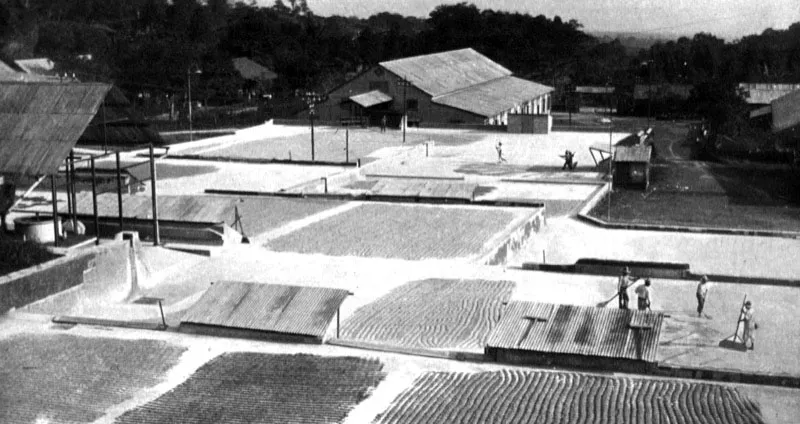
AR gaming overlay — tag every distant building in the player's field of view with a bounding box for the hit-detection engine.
[738,83,800,105]
[232,57,278,100]
[574,85,615,113]
[630,83,693,118]
[300,48,553,127]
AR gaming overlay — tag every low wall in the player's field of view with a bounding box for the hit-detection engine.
[179,323,322,344]
[488,348,654,374]
[0,242,132,314]
[286,141,434,194]
[481,209,545,265]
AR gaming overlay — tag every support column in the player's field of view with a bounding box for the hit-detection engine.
[91,157,99,245]
[149,144,160,246]
[50,175,59,247]
[115,151,124,230]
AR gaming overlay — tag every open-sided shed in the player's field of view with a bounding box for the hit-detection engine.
[486,301,663,373]
[614,145,652,189]
[180,281,351,343]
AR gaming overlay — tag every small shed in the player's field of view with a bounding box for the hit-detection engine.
[180,281,351,343]
[614,145,652,189]
[486,301,663,373]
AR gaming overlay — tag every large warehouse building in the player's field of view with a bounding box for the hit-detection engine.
[302,48,553,128]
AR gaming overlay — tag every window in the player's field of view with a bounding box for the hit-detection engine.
[406,98,418,111]
[369,81,389,93]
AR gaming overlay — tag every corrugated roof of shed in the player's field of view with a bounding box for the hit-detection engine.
[771,88,800,132]
[181,282,350,339]
[486,301,663,363]
[380,48,511,97]
[615,145,652,163]
[433,76,553,117]
[0,82,110,176]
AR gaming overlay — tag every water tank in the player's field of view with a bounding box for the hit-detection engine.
[14,216,62,244]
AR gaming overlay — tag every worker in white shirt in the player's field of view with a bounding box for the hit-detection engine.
[617,267,638,309]
[635,279,652,311]
[696,275,710,317]
[741,300,758,350]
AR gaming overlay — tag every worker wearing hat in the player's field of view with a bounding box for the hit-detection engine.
[742,300,758,350]
[696,275,710,317]
[617,266,638,310]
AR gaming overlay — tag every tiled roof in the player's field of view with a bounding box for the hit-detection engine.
[486,301,663,363]
[380,48,511,97]
[433,76,553,117]
[181,281,350,339]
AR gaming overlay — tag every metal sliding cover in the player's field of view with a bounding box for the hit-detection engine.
[181,281,350,339]
[487,301,663,363]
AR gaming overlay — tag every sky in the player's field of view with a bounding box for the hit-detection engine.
[261,0,800,40]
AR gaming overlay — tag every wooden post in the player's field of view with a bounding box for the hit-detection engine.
[337,308,340,338]
[345,127,349,163]
[158,299,167,328]
[322,177,328,194]
[64,158,72,218]
[91,157,99,245]
[115,151,124,230]
[69,151,77,229]
[50,175,59,247]
[542,249,546,264]
[149,144,160,246]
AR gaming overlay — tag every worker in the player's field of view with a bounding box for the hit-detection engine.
[635,279,652,311]
[561,150,576,170]
[741,300,758,350]
[496,142,507,163]
[380,115,387,133]
[696,275,710,317]
[617,267,638,309]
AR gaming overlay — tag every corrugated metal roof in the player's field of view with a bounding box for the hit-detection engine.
[369,179,476,200]
[771,88,800,132]
[750,105,772,119]
[576,86,615,94]
[380,48,512,97]
[739,82,800,105]
[349,90,393,108]
[486,301,663,363]
[181,281,350,339]
[615,145,652,163]
[232,57,277,81]
[433,76,553,117]
[0,82,111,176]
[67,193,234,224]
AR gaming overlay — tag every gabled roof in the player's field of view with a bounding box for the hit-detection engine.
[487,301,663,363]
[433,76,553,117]
[0,81,111,176]
[349,90,392,108]
[232,57,277,81]
[771,88,800,132]
[380,48,512,97]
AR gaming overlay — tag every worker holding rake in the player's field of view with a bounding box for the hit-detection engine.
[696,275,710,318]
[617,267,639,310]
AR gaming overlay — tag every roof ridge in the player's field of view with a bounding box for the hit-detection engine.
[431,75,514,100]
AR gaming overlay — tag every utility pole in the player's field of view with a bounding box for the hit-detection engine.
[396,76,411,144]
[647,58,654,130]
[187,66,202,142]
[309,101,316,161]
[607,78,613,221]
[345,127,349,163]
